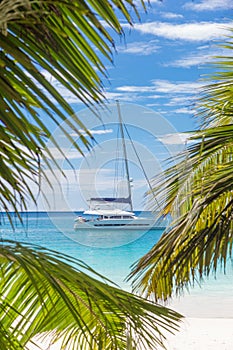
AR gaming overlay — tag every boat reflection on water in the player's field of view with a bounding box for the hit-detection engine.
[71,223,165,248]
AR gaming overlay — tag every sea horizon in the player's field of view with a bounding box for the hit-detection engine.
[1,211,233,319]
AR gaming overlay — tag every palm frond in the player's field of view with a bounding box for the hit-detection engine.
[198,35,233,128]
[0,240,182,350]
[0,0,146,213]
[129,33,233,301]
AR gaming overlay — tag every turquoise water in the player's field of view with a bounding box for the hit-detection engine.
[0,212,163,290]
[1,211,233,317]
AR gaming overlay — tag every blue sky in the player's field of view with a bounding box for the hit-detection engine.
[103,0,232,131]
[39,0,232,212]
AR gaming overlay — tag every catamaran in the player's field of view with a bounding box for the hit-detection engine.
[74,198,157,230]
[74,102,164,231]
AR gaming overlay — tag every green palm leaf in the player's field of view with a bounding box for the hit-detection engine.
[0,0,145,214]
[129,32,233,301]
[0,241,182,349]
[0,2,184,349]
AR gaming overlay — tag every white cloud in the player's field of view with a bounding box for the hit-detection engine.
[116,81,203,95]
[165,95,195,106]
[149,0,163,3]
[112,80,205,111]
[118,41,160,55]
[89,129,113,135]
[134,0,161,5]
[44,147,84,161]
[117,85,154,93]
[151,80,203,94]
[161,12,183,19]
[147,94,163,100]
[173,108,194,114]
[158,133,193,145]
[103,91,135,101]
[184,0,233,11]
[133,21,232,42]
[166,46,229,68]
[168,52,213,68]
[75,129,113,136]
[115,80,203,106]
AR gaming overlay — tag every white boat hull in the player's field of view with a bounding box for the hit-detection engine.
[74,217,164,230]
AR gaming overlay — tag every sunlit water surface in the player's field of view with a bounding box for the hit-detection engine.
[1,212,232,317]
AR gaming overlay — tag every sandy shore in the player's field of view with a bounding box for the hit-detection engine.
[158,317,233,350]
[158,291,233,350]
[29,291,233,349]
[29,317,233,350]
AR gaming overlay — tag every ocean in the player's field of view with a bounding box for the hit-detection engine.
[1,211,233,318]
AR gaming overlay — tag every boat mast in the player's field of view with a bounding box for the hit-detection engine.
[116,101,133,211]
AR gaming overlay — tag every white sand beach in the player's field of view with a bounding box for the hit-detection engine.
[29,317,233,350]
[29,291,233,349]
[158,317,233,350]
[159,291,233,350]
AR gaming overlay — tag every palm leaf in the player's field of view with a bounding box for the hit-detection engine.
[0,240,182,350]
[129,32,233,301]
[0,0,146,213]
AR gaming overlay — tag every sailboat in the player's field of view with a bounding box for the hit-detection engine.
[74,102,164,231]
